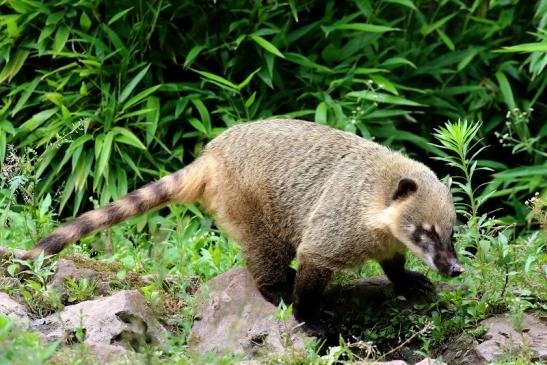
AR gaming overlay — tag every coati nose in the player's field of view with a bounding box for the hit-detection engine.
[449,263,465,277]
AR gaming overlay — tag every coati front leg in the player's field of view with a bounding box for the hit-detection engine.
[380,253,434,297]
[292,253,332,335]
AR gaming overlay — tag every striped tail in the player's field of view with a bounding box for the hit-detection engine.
[25,157,211,259]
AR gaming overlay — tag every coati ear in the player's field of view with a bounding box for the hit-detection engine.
[446,177,452,189]
[392,178,418,201]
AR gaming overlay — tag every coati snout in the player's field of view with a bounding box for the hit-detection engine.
[26,119,464,333]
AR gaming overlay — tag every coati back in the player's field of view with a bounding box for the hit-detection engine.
[27,119,464,329]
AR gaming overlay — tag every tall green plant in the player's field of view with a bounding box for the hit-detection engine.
[432,120,491,219]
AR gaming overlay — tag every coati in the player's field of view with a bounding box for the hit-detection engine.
[25,119,464,329]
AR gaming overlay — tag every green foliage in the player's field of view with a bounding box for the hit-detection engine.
[433,120,489,218]
[1,0,545,219]
[64,277,98,303]
[7,253,63,317]
[0,315,58,365]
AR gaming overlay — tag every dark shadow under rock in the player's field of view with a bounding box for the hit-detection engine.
[321,276,455,352]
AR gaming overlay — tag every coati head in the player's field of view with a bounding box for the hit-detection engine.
[382,176,465,278]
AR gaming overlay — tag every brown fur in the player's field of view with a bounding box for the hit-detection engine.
[27,119,460,323]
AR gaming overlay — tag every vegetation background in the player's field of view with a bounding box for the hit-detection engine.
[0,0,545,364]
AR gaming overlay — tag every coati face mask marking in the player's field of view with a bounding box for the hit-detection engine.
[389,178,465,278]
[409,224,464,277]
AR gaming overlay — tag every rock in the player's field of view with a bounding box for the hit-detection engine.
[49,258,111,295]
[414,358,446,365]
[0,292,29,318]
[189,268,309,356]
[0,246,28,259]
[437,333,484,365]
[357,357,445,365]
[0,292,31,329]
[440,313,547,364]
[0,276,20,290]
[31,290,168,351]
[475,313,546,362]
[50,341,142,364]
[85,341,142,363]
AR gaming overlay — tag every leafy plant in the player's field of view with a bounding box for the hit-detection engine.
[433,120,491,219]
[8,253,62,317]
[0,314,59,364]
[64,277,98,304]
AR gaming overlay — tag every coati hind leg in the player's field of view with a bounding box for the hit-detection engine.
[380,253,434,297]
[242,234,296,305]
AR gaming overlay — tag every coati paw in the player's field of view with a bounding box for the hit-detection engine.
[394,270,435,298]
[293,309,327,338]
[259,287,294,305]
[258,271,296,305]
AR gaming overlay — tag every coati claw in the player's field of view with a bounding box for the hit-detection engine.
[394,270,435,298]
[293,309,327,338]
[300,321,327,338]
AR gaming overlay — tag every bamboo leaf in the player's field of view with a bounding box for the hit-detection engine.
[250,35,285,58]
[495,71,516,110]
[497,42,547,53]
[191,99,211,135]
[369,75,399,95]
[113,127,147,150]
[19,108,57,131]
[80,12,91,31]
[437,29,455,51]
[107,7,134,25]
[324,23,398,34]
[184,45,206,69]
[11,77,40,116]
[119,64,151,103]
[145,96,160,145]
[193,70,238,90]
[97,130,115,178]
[53,25,70,53]
[0,49,29,83]
[315,102,328,124]
[347,90,424,106]
[384,0,417,10]
[122,85,161,111]
[237,68,261,90]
